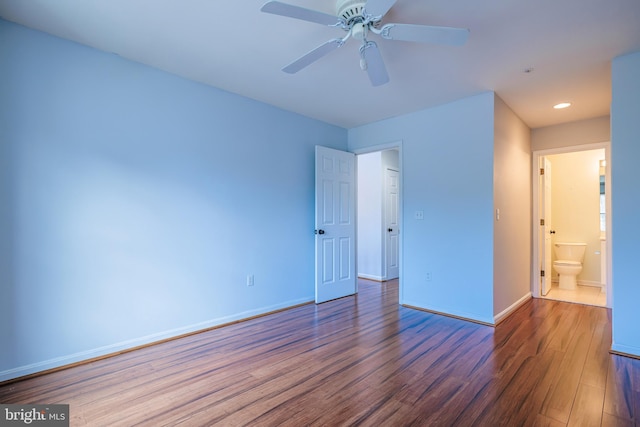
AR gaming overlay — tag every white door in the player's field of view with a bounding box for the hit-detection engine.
[385,168,399,280]
[315,146,356,303]
[541,157,552,296]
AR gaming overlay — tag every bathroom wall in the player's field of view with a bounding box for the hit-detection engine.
[546,150,604,286]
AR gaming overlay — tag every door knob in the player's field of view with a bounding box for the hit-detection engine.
[388,228,393,232]
[315,229,325,235]
[550,230,556,234]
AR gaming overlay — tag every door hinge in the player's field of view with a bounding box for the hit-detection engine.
[540,168,545,175]
[540,219,545,226]
[541,270,545,277]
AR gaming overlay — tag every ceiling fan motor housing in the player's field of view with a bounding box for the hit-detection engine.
[336,0,383,35]
[336,0,366,25]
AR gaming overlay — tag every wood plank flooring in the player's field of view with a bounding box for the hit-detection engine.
[1,279,639,426]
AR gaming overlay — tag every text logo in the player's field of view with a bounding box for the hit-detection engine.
[0,405,69,426]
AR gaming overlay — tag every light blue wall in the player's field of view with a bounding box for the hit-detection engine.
[349,93,496,323]
[611,51,640,357]
[0,20,347,380]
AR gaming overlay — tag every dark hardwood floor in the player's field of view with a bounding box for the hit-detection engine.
[1,279,639,426]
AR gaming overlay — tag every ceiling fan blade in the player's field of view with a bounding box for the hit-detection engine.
[380,23,469,46]
[360,41,389,86]
[363,0,397,19]
[283,39,344,74]
[261,1,339,26]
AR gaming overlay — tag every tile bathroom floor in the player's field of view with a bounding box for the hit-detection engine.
[543,282,607,307]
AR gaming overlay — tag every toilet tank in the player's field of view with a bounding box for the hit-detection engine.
[554,242,587,261]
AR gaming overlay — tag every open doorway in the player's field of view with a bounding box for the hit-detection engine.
[533,143,611,307]
[356,148,400,282]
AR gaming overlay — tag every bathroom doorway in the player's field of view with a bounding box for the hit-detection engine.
[533,143,611,307]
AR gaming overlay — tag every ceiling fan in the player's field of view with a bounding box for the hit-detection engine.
[260,0,470,86]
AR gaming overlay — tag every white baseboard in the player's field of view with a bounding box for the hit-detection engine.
[494,292,532,325]
[577,280,603,288]
[611,343,640,359]
[552,278,604,288]
[358,273,384,282]
[0,297,313,383]
[401,299,495,326]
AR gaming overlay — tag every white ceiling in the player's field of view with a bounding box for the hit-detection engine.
[1,0,639,129]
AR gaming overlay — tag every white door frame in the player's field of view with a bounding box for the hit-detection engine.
[352,141,403,298]
[540,156,552,296]
[531,142,612,307]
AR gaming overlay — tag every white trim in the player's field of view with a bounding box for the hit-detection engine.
[403,300,495,325]
[611,343,640,358]
[358,273,385,282]
[351,141,403,155]
[577,280,604,288]
[494,292,532,324]
[0,297,312,382]
[550,278,604,288]
[531,141,612,308]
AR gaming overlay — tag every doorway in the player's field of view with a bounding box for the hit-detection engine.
[532,143,611,307]
[355,145,401,283]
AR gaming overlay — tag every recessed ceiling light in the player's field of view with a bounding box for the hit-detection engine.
[553,102,572,109]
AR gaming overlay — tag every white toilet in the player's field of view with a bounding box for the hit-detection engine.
[553,243,587,290]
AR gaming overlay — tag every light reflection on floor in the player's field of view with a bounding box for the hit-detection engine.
[543,283,606,307]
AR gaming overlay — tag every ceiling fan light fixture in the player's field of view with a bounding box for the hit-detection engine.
[553,102,572,109]
[261,0,469,86]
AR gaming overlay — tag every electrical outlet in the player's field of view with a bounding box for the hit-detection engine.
[415,210,424,220]
[247,274,254,286]
[426,272,432,281]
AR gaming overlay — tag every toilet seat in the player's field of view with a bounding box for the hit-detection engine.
[553,260,581,267]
